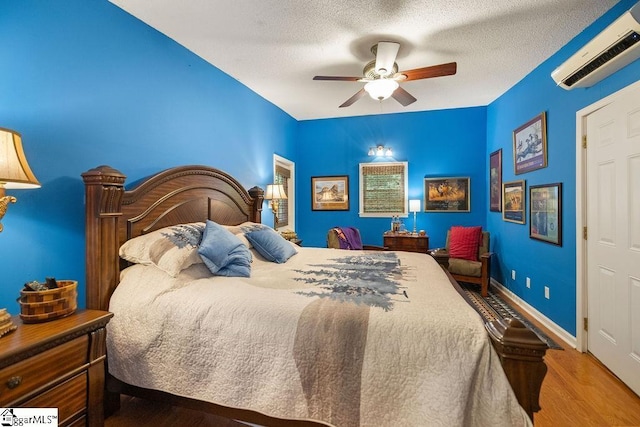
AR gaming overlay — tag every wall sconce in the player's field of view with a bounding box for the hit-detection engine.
[367,145,393,157]
[264,184,287,229]
[409,199,421,234]
[0,128,40,232]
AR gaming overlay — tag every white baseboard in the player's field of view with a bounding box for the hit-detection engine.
[490,278,577,349]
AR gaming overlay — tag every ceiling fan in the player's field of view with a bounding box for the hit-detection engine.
[313,41,457,108]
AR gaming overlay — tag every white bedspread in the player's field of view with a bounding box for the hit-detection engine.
[107,246,531,427]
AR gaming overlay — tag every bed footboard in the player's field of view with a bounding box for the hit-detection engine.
[486,317,548,421]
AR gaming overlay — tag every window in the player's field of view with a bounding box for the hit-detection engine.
[274,164,290,227]
[274,155,295,231]
[359,162,408,217]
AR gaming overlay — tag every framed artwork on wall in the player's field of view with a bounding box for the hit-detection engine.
[503,180,525,224]
[311,175,349,211]
[530,182,562,246]
[513,112,547,175]
[489,149,502,212]
[424,176,470,212]
[359,162,408,217]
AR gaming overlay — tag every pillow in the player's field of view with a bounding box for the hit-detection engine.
[245,227,298,263]
[119,223,205,277]
[198,220,252,277]
[223,222,267,248]
[449,226,483,261]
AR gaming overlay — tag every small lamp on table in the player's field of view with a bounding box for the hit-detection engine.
[409,199,421,235]
[0,127,40,338]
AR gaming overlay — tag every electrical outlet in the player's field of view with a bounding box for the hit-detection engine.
[544,286,550,299]
[511,270,516,280]
[526,277,531,288]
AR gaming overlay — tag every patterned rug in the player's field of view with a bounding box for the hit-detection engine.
[460,283,563,350]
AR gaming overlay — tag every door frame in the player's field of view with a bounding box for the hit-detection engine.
[575,78,640,352]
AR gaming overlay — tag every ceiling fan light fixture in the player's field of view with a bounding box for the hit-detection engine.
[364,79,399,101]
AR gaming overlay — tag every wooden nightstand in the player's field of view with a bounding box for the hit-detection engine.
[0,309,113,427]
[383,232,429,253]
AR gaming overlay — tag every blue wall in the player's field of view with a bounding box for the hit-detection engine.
[486,0,640,335]
[296,107,487,248]
[0,0,297,313]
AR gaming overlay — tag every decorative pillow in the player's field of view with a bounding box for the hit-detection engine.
[448,226,483,261]
[245,227,298,263]
[119,223,205,277]
[198,220,252,277]
[223,222,268,248]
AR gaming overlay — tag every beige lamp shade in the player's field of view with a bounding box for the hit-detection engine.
[0,128,40,189]
[265,184,287,200]
[409,199,421,212]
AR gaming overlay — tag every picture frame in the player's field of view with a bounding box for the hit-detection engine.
[424,177,470,212]
[513,112,547,175]
[529,182,562,246]
[311,175,349,211]
[503,180,526,224]
[359,162,408,217]
[489,149,502,212]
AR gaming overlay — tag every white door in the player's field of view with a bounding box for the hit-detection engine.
[586,83,640,396]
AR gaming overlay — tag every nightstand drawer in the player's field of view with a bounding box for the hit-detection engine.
[0,335,88,405]
[23,372,87,425]
[383,233,429,253]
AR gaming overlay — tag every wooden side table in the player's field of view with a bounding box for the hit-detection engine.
[0,309,113,427]
[383,232,429,253]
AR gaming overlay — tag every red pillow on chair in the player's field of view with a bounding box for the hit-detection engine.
[449,226,482,261]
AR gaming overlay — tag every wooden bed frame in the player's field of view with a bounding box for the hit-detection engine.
[83,164,548,425]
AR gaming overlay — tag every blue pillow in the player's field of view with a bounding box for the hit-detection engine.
[245,227,297,263]
[198,220,252,277]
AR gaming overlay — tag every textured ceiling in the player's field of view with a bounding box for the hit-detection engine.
[109,0,617,120]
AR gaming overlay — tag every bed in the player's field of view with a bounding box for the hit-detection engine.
[82,165,548,426]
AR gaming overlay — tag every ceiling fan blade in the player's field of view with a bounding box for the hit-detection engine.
[392,86,417,107]
[374,41,400,77]
[313,76,361,81]
[399,62,457,81]
[339,88,367,108]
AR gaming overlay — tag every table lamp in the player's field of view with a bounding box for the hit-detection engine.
[0,128,40,232]
[409,199,421,234]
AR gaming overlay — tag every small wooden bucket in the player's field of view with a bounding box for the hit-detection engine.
[19,280,78,323]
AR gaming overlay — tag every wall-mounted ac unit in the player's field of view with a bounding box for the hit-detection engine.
[551,2,640,90]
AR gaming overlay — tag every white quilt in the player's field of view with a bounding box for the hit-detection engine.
[107,246,531,427]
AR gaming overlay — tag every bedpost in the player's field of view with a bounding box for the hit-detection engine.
[248,186,264,223]
[485,317,548,422]
[82,165,126,312]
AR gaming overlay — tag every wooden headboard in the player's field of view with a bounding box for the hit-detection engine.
[82,165,264,312]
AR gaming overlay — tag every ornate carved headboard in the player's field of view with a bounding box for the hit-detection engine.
[82,165,264,312]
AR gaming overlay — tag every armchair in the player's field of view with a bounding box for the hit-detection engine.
[430,227,492,297]
[327,227,386,251]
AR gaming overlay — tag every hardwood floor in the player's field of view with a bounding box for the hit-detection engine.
[529,323,640,426]
[105,311,640,427]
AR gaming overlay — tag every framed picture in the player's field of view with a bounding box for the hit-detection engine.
[359,162,408,217]
[311,175,349,211]
[513,112,547,175]
[424,177,470,212]
[503,180,525,224]
[530,183,562,246]
[489,149,502,212]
